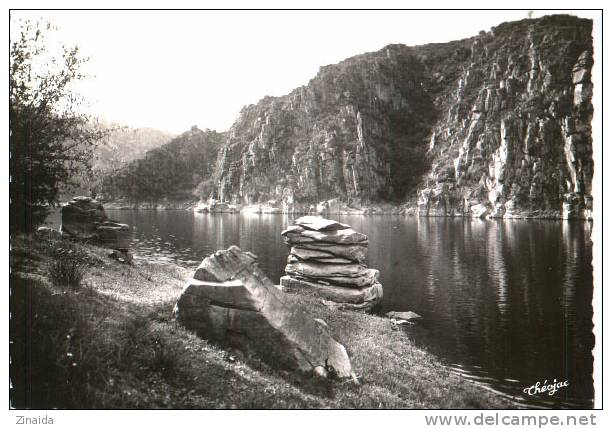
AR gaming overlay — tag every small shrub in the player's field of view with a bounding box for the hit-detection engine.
[120,315,179,380]
[147,302,174,323]
[48,257,85,289]
[145,337,179,381]
[121,314,150,348]
[47,239,88,261]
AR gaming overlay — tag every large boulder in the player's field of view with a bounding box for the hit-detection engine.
[292,216,351,231]
[290,243,368,265]
[173,245,353,378]
[386,311,422,322]
[285,259,371,279]
[193,201,210,213]
[281,216,383,311]
[290,247,351,262]
[280,276,383,306]
[60,197,106,239]
[208,201,238,213]
[61,196,132,252]
[282,226,368,245]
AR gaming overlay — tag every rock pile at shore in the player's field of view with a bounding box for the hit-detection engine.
[280,216,383,311]
[61,196,132,257]
[173,245,353,379]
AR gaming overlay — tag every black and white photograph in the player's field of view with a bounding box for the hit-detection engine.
[6,3,605,424]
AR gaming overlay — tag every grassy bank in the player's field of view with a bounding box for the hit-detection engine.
[10,234,515,409]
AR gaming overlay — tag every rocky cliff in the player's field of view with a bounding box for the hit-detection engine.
[213,15,594,219]
[418,16,594,219]
[214,44,436,208]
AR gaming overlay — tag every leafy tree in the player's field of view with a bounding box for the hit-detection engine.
[10,19,106,233]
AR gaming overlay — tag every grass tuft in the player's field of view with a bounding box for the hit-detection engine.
[48,257,86,289]
[144,336,180,381]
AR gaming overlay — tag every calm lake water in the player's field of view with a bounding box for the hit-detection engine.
[48,210,594,408]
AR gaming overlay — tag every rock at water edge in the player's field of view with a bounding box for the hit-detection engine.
[280,275,383,307]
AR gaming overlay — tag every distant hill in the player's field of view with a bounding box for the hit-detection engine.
[93,123,176,172]
[97,126,225,202]
[59,122,176,200]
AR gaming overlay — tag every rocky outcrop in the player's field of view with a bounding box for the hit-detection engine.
[211,15,593,219]
[61,196,132,251]
[213,43,435,207]
[240,204,282,214]
[61,196,107,239]
[417,16,594,219]
[193,200,241,213]
[386,311,423,322]
[173,245,353,378]
[280,217,383,311]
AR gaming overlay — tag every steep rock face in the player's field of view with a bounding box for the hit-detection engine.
[213,15,593,218]
[214,45,436,207]
[418,16,594,219]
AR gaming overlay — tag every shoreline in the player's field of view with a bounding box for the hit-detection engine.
[10,234,519,409]
[100,201,593,221]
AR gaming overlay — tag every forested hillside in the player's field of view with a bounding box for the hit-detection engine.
[97,127,225,202]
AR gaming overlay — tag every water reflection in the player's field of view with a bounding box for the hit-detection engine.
[331,216,593,409]
[45,211,593,408]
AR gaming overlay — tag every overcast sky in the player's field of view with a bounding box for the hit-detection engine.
[10,10,600,134]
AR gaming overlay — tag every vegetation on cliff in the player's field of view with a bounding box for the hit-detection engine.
[418,15,593,219]
[96,127,225,203]
[85,15,594,220]
[210,15,593,219]
[214,44,437,205]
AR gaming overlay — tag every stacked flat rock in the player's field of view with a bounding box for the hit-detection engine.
[280,216,383,311]
[61,196,131,251]
[173,245,353,378]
